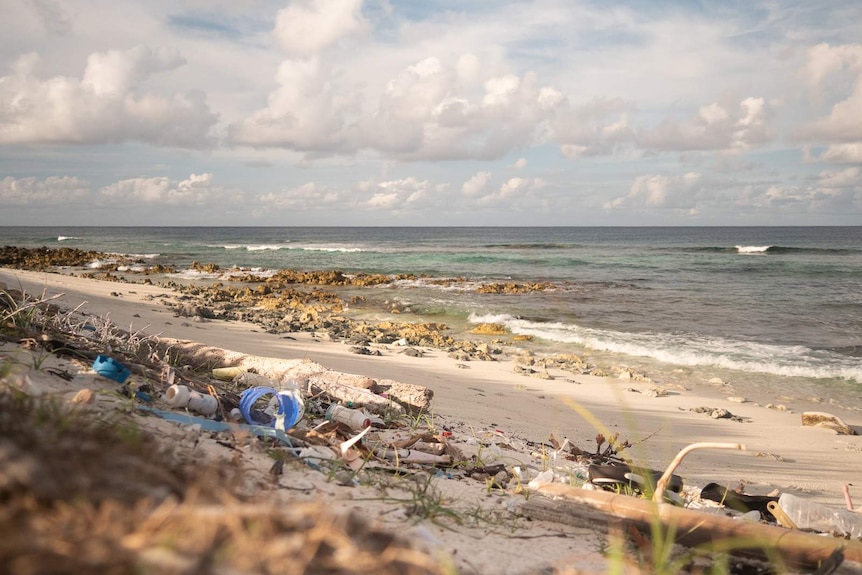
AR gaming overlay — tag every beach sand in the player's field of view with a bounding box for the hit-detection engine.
[2,267,861,573]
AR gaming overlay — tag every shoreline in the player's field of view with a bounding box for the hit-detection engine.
[4,265,862,573]
[2,266,860,499]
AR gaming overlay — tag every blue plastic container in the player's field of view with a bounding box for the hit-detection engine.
[239,386,304,431]
[92,355,131,384]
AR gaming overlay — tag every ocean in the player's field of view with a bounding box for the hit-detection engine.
[2,226,861,407]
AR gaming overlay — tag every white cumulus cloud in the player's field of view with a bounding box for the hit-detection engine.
[100,173,218,204]
[228,57,356,150]
[0,47,217,147]
[608,172,703,210]
[798,43,862,145]
[0,175,90,204]
[641,97,771,151]
[818,143,862,163]
[273,0,366,57]
[462,171,491,196]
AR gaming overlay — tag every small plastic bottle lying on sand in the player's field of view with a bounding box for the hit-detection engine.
[778,493,862,538]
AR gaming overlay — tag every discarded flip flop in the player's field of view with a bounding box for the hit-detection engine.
[700,482,779,520]
[588,463,683,494]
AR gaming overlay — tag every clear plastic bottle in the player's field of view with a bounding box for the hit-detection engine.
[778,493,862,538]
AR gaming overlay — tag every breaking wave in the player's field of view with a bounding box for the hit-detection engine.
[467,313,862,383]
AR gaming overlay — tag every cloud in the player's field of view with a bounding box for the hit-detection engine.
[799,43,862,89]
[273,0,366,57]
[797,43,862,144]
[607,172,703,210]
[227,57,356,150]
[0,46,217,147]
[817,143,862,163]
[462,171,491,196]
[752,175,862,214]
[0,175,90,204]
[231,51,570,161]
[499,177,526,198]
[3,1,862,225]
[551,97,635,158]
[474,176,545,207]
[257,176,433,214]
[258,182,342,210]
[100,173,219,204]
[82,45,184,96]
[363,177,430,210]
[800,79,862,142]
[817,166,862,190]
[640,97,771,151]
[28,0,74,35]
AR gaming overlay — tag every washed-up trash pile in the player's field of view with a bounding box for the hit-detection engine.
[92,353,862,546]
[92,355,460,478]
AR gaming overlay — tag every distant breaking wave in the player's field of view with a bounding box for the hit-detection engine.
[468,313,862,384]
[57,236,82,242]
[290,244,365,253]
[684,245,860,255]
[491,243,575,250]
[219,243,364,253]
[735,245,772,254]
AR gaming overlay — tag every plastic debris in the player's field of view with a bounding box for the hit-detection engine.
[211,366,246,381]
[700,483,779,519]
[92,355,130,383]
[777,492,862,538]
[164,384,218,416]
[326,404,371,431]
[238,385,304,431]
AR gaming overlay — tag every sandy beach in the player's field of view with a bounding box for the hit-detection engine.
[3,266,862,574]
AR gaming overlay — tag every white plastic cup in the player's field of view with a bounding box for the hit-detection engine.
[326,404,371,431]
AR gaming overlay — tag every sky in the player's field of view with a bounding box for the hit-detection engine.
[1,0,861,226]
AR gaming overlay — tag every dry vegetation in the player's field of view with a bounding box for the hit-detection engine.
[0,285,451,575]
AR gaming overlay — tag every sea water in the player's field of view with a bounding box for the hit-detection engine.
[2,226,860,407]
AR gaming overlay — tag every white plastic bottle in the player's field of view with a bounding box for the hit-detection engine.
[164,384,218,416]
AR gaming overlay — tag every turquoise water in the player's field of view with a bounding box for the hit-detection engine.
[2,226,861,402]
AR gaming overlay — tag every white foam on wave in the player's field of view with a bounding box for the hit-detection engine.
[217,244,284,251]
[247,244,284,251]
[393,278,486,292]
[124,253,160,259]
[217,242,363,253]
[57,236,82,242]
[170,269,222,280]
[286,243,364,253]
[86,258,118,269]
[478,315,862,383]
[222,268,278,279]
[735,245,771,254]
[469,312,519,324]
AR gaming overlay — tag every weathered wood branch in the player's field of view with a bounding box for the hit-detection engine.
[520,483,862,569]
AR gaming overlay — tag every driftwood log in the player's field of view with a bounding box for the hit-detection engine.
[372,378,433,413]
[163,340,432,414]
[305,374,404,416]
[519,483,862,569]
